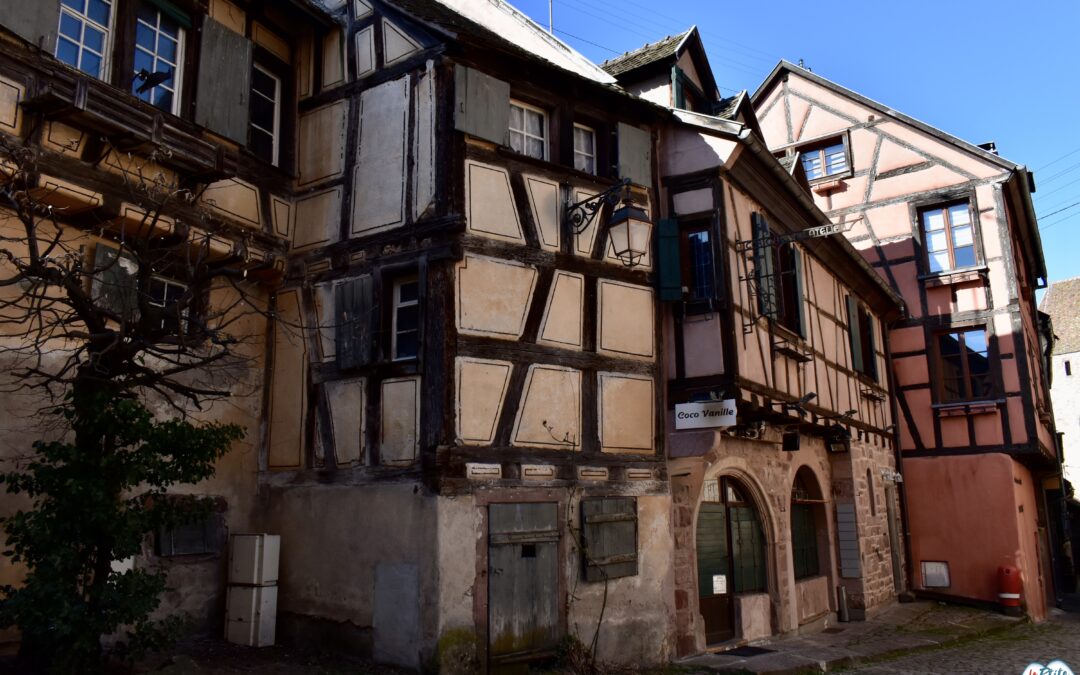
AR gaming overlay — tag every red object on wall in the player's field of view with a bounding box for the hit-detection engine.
[998,565,1022,612]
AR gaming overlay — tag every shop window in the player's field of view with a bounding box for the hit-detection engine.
[935,327,993,402]
[581,497,638,582]
[921,201,977,273]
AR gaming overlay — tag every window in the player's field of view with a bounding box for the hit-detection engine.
[921,561,951,588]
[147,275,187,332]
[157,512,223,556]
[680,223,717,309]
[91,243,190,334]
[800,140,849,180]
[131,2,184,113]
[56,0,113,79]
[509,100,546,160]
[936,327,993,402]
[921,201,976,273]
[573,123,596,174]
[1065,360,1071,377]
[791,470,822,581]
[581,497,638,582]
[752,213,804,336]
[847,297,877,380]
[249,63,282,165]
[391,276,419,361]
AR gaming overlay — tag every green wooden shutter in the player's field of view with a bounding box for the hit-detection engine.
[581,497,638,582]
[453,65,510,145]
[791,503,819,580]
[792,248,807,337]
[0,1,60,51]
[92,244,138,322]
[752,213,777,320]
[847,295,863,376]
[866,311,877,381]
[195,18,252,143]
[336,276,374,370]
[656,218,682,302]
[617,122,651,187]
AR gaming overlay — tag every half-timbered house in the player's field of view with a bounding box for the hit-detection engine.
[753,61,1067,620]
[604,35,907,655]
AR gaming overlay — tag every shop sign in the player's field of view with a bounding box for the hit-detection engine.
[675,399,737,430]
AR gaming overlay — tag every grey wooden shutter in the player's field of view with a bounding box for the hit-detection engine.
[91,244,138,322]
[453,65,510,145]
[0,1,60,52]
[195,18,252,144]
[336,276,374,370]
[847,295,863,375]
[656,218,682,302]
[793,248,806,337]
[836,502,861,578]
[617,122,651,187]
[581,497,638,582]
[752,213,777,320]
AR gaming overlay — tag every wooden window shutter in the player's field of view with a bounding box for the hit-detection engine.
[792,248,807,337]
[656,218,682,302]
[91,244,138,322]
[195,17,253,144]
[581,497,638,582]
[866,310,877,380]
[0,1,60,52]
[453,65,510,145]
[335,276,375,370]
[752,213,777,320]
[617,122,651,187]
[847,295,863,375]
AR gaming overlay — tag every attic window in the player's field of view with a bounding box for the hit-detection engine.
[799,138,849,181]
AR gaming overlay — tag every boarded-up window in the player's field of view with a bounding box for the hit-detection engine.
[580,497,638,582]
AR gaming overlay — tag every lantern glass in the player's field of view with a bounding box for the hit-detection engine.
[609,202,652,266]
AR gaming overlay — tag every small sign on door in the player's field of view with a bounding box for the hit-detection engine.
[712,574,727,595]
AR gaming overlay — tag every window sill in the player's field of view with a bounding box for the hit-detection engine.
[932,399,1002,417]
[772,329,813,362]
[809,176,849,194]
[918,266,988,287]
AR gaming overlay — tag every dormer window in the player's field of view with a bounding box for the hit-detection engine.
[800,139,848,180]
[509,100,547,160]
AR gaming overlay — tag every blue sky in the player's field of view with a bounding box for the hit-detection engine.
[512,0,1080,286]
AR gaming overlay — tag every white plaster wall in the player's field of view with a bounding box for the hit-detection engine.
[1050,351,1080,484]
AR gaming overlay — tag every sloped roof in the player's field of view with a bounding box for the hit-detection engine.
[600,29,692,77]
[1042,277,1080,354]
[715,93,742,120]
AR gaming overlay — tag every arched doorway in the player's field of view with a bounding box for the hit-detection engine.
[696,476,767,644]
[791,467,830,623]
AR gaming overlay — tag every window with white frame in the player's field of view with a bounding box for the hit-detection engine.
[249,63,281,165]
[391,276,419,361]
[573,123,596,174]
[509,100,546,160]
[132,2,184,113]
[148,275,187,332]
[799,139,848,181]
[56,0,113,79]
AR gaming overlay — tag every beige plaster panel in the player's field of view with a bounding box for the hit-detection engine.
[573,188,603,254]
[512,365,581,449]
[673,188,712,215]
[979,209,1003,262]
[849,128,878,171]
[271,195,292,239]
[355,25,375,79]
[863,202,913,241]
[353,77,409,234]
[381,376,420,465]
[598,279,654,360]
[940,416,967,447]
[987,267,1010,312]
[889,326,925,354]
[413,63,436,220]
[523,175,560,251]
[322,27,346,90]
[298,101,348,188]
[598,372,654,454]
[208,0,245,34]
[269,290,307,468]
[296,27,315,99]
[787,77,875,125]
[325,377,365,464]
[682,314,724,378]
[875,138,927,174]
[757,98,788,146]
[993,313,1015,353]
[455,254,537,339]
[797,105,851,144]
[253,22,290,63]
[36,174,102,213]
[675,51,702,93]
[874,121,1000,180]
[382,19,421,66]
[1002,359,1020,394]
[659,126,739,176]
[435,494,482,636]
[466,160,523,243]
[827,175,869,212]
[455,357,512,445]
[904,388,935,451]
[869,164,968,203]
[891,261,922,317]
[787,95,810,143]
[200,177,262,228]
[101,150,179,187]
[42,121,84,156]
[354,0,374,19]
[538,270,583,349]
[313,280,336,360]
[292,187,342,251]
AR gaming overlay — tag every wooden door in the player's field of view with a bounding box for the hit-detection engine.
[696,503,734,644]
[488,503,560,670]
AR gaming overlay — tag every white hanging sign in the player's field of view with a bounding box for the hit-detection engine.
[675,399,737,430]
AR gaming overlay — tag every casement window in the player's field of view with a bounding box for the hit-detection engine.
[581,497,638,582]
[846,296,877,380]
[91,243,190,333]
[573,123,596,174]
[508,100,547,160]
[799,139,849,181]
[249,63,282,165]
[921,201,976,273]
[791,473,820,581]
[752,213,804,336]
[935,327,993,402]
[56,0,113,79]
[679,223,719,312]
[131,2,185,114]
[391,276,419,361]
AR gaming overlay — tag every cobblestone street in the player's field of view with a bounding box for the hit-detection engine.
[845,610,1080,674]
